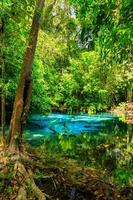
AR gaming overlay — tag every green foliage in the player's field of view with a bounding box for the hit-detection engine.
[1,0,132,114]
[5,186,13,195]
[0,0,35,112]
[0,181,4,193]
[0,171,14,195]
[34,169,45,180]
[26,183,33,197]
[114,168,133,185]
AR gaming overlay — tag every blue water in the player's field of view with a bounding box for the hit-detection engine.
[25,113,120,143]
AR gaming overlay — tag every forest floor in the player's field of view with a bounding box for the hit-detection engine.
[0,145,133,200]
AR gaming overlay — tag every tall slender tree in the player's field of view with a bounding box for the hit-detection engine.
[0,18,6,146]
[8,0,45,152]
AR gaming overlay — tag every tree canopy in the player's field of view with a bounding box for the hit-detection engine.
[1,0,133,115]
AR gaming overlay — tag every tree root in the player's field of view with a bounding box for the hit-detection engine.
[0,147,46,200]
[16,186,27,200]
[14,161,46,200]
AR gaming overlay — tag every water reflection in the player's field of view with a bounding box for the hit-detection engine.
[1,113,133,183]
[26,113,119,138]
[25,114,132,170]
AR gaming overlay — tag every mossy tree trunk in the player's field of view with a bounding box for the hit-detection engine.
[8,0,45,152]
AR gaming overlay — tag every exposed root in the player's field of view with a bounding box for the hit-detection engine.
[14,161,46,200]
[16,186,27,200]
[0,147,46,200]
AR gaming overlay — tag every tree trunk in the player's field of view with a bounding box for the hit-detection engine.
[127,85,132,103]
[0,18,6,146]
[8,0,45,152]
